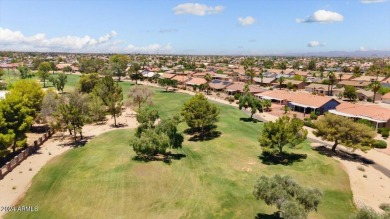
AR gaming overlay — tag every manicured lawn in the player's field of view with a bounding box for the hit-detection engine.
[1,70,80,92]
[6,87,355,219]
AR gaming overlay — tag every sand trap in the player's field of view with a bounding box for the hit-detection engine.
[0,108,138,217]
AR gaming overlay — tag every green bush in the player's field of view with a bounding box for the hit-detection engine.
[379,203,390,212]
[310,112,318,120]
[233,93,241,100]
[381,128,389,138]
[373,140,387,149]
[303,119,315,128]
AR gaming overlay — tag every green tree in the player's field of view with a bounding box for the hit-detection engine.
[37,62,51,87]
[93,76,123,127]
[131,111,183,160]
[0,68,4,79]
[238,92,263,119]
[128,62,142,84]
[308,59,316,71]
[49,73,67,93]
[89,93,106,124]
[0,110,15,158]
[262,99,272,112]
[56,90,90,143]
[343,85,357,101]
[17,66,33,79]
[0,92,34,152]
[127,85,153,111]
[313,113,376,152]
[352,66,361,75]
[245,68,256,84]
[78,73,100,93]
[9,79,44,118]
[327,71,337,96]
[181,93,220,139]
[263,60,274,69]
[370,81,381,103]
[278,61,287,70]
[253,174,323,219]
[63,66,73,73]
[158,78,178,91]
[110,54,130,81]
[259,116,307,155]
[278,77,285,90]
[39,89,59,124]
[79,57,104,73]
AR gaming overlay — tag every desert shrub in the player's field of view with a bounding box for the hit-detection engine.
[373,140,387,149]
[310,112,318,120]
[379,203,390,212]
[234,93,241,100]
[380,128,389,138]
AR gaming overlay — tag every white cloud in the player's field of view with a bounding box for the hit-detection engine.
[361,0,386,3]
[126,43,173,54]
[297,10,344,23]
[0,28,172,54]
[0,27,117,51]
[307,41,325,47]
[359,46,368,51]
[238,16,256,26]
[173,3,224,16]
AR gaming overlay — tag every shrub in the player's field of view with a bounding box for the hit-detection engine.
[357,166,365,172]
[233,93,240,100]
[373,140,387,149]
[303,119,315,128]
[380,203,390,212]
[381,128,389,138]
[225,96,235,104]
[350,207,380,219]
[310,112,318,120]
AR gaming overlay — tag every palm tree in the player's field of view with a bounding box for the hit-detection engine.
[371,81,381,103]
[338,73,344,82]
[328,72,337,96]
[204,73,212,95]
[258,69,264,84]
[245,68,256,84]
[278,76,285,90]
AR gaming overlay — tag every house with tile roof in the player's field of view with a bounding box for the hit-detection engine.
[382,93,390,104]
[255,90,340,115]
[329,102,390,129]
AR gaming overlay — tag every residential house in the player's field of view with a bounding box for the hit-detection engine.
[253,77,277,86]
[329,102,390,129]
[338,80,370,88]
[255,90,340,115]
[305,84,331,95]
[356,89,382,101]
[209,79,232,91]
[225,83,264,95]
[382,93,390,104]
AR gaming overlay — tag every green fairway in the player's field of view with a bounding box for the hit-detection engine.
[6,87,355,219]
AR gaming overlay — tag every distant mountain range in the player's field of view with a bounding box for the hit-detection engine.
[282,50,390,58]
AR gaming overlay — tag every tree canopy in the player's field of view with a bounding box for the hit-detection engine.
[253,174,323,219]
[238,91,263,119]
[50,73,67,93]
[37,61,51,87]
[343,85,357,101]
[181,93,220,139]
[127,85,153,111]
[259,116,307,155]
[78,73,100,93]
[93,76,123,127]
[313,113,376,152]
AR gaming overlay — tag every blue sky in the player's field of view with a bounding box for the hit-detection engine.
[0,0,389,55]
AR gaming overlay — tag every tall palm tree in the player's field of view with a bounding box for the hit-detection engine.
[338,73,344,82]
[371,81,381,103]
[245,68,256,84]
[328,72,337,96]
[258,69,264,84]
[278,76,285,90]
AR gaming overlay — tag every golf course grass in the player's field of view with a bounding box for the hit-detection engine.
[6,85,355,219]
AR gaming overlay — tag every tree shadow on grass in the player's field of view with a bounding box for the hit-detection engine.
[255,212,281,219]
[259,151,307,165]
[133,152,186,164]
[184,125,221,142]
[313,145,374,164]
[240,117,261,123]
